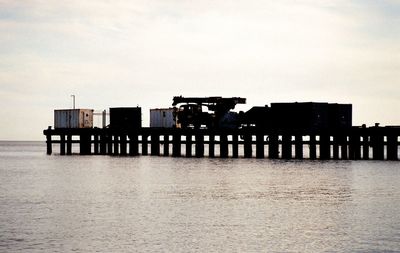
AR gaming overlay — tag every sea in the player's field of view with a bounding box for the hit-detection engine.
[1,141,400,252]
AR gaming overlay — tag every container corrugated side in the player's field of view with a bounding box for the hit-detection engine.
[54,109,93,128]
[150,108,175,128]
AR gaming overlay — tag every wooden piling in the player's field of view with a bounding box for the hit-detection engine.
[67,134,72,155]
[220,134,228,158]
[268,134,279,159]
[172,133,181,157]
[100,134,106,155]
[120,134,127,156]
[186,134,192,157]
[232,134,239,158]
[309,134,316,160]
[129,134,139,156]
[93,134,99,155]
[151,133,160,156]
[387,134,398,160]
[295,135,303,159]
[46,132,52,155]
[281,134,292,159]
[209,134,215,158]
[372,132,384,160]
[113,135,119,155]
[319,134,330,160]
[163,134,170,156]
[256,133,264,158]
[60,134,66,155]
[142,134,148,155]
[195,134,204,157]
[340,135,348,160]
[80,134,91,155]
[244,133,252,158]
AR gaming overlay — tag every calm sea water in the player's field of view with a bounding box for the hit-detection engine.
[1,141,400,252]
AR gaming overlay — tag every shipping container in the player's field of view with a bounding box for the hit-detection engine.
[109,107,141,130]
[150,108,175,128]
[270,102,329,131]
[54,109,94,129]
[328,103,352,130]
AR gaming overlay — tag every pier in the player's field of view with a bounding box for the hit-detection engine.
[43,126,399,160]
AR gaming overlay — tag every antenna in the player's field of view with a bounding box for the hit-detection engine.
[71,95,76,109]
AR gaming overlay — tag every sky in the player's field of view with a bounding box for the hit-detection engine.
[0,0,399,140]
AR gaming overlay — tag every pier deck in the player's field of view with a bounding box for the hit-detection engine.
[43,126,399,160]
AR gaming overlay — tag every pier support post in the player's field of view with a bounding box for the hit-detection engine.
[46,132,52,155]
[107,134,113,155]
[362,134,369,160]
[129,134,139,156]
[387,134,398,160]
[113,135,119,155]
[151,133,160,156]
[244,133,252,158]
[309,134,316,160]
[220,134,228,158]
[349,133,361,160]
[195,134,204,158]
[186,134,192,157]
[93,134,99,155]
[142,134,148,155]
[60,134,66,155]
[120,134,127,156]
[163,134,170,156]
[295,135,303,159]
[100,134,106,155]
[172,133,181,157]
[372,132,384,160]
[209,134,215,158]
[332,135,339,160]
[282,134,292,159]
[340,135,348,160]
[256,133,264,159]
[67,134,72,155]
[268,134,279,159]
[80,134,91,155]
[232,134,239,158]
[320,134,330,160]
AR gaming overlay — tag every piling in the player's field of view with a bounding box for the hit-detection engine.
[43,126,399,161]
[195,133,204,158]
[281,134,292,159]
[186,134,192,157]
[256,133,264,158]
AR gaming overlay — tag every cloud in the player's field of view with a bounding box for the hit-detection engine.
[0,0,399,139]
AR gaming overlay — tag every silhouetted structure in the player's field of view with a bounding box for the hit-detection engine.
[44,100,398,160]
[44,125,399,160]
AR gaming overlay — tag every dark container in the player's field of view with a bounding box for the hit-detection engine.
[242,106,271,129]
[328,104,352,130]
[270,102,329,131]
[109,107,142,130]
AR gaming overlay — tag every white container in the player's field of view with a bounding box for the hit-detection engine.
[150,108,175,128]
[54,109,94,129]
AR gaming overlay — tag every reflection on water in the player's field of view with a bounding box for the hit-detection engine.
[0,142,400,252]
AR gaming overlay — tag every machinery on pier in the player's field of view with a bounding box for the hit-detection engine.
[172,96,246,129]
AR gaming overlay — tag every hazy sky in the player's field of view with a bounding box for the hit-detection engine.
[0,0,399,140]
